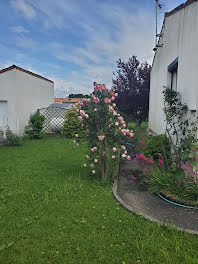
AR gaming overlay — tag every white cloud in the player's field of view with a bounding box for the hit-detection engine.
[10,25,29,34]
[16,36,37,49]
[11,0,36,18]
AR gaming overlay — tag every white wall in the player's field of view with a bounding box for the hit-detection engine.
[0,68,54,135]
[15,69,54,134]
[0,70,17,134]
[149,1,198,134]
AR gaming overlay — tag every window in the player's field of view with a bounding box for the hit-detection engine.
[171,68,178,91]
[168,57,178,91]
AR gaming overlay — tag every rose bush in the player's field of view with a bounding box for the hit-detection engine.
[74,83,134,182]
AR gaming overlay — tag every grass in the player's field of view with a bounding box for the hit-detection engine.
[0,137,198,264]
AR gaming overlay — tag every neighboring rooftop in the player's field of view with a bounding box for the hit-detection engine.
[0,65,54,83]
[49,103,72,109]
[54,98,85,103]
[165,0,197,17]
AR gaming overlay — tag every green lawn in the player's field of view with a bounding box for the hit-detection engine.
[0,137,198,264]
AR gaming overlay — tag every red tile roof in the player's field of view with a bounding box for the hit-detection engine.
[0,65,54,83]
[54,98,85,103]
[165,0,197,17]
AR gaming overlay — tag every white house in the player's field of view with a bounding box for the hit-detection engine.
[0,65,54,136]
[149,0,198,135]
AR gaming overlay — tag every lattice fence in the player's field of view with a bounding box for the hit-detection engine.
[38,106,66,134]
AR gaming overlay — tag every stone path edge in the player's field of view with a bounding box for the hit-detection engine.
[112,178,198,236]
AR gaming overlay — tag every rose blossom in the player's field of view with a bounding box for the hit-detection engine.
[109,106,114,112]
[94,159,98,163]
[90,164,94,168]
[104,98,111,104]
[92,170,96,174]
[111,96,115,101]
[78,116,83,121]
[121,154,126,158]
[83,164,87,167]
[115,122,119,127]
[129,133,134,138]
[113,111,117,116]
[85,114,89,119]
[112,147,117,152]
[75,134,79,138]
[192,148,196,152]
[91,147,97,152]
[113,103,116,107]
[115,93,118,97]
[127,155,131,161]
[98,136,105,141]
[112,155,115,159]
[121,145,126,150]
[94,97,100,103]
[94,108,97,111]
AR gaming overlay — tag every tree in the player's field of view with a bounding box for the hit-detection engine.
[69,94,90,98]
[112,56,150,124]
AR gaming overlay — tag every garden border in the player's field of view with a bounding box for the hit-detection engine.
[112,178,198,235]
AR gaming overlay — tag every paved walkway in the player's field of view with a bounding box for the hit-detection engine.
[113,145,198,234]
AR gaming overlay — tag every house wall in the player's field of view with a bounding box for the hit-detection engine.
[0,68,54,134]
[149,1,198,134]
[0,70,17,133]
[15,69,54,134]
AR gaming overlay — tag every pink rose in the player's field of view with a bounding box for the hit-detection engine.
[94,108,97,111]
[111,96,115,101]
[113,103,116,107]
[127,155,131,160]
[94,159,98,163]
[104,98,111,104]
[85,114,89,119]
[90,164,94,168]
[113,111,117,116]
[121,154,126,158]
[112,155,115,159]
[115,122,119,127]
[121,145,126,150]
[78,116,83,121]
[112,147,116,152]
[98,136,105,141]
[131,175,136,180]
[109,106,114,112]
[129,133,134,138]
[94,98,100,103]
[192,148,196,153]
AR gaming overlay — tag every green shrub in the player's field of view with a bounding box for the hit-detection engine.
[5,127,22,146]
[63,107,84,138]
[25,111,45,139]
[145,134,172,165]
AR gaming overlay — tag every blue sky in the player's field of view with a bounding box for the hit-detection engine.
[0,0,184,97]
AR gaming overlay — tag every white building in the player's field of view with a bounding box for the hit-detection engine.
[149,0,198,135]
[0,65,54,136]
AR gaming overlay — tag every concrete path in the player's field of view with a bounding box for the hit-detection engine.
[114,145,198,234]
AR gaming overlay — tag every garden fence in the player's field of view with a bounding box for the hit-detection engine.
[38,106,66,134]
